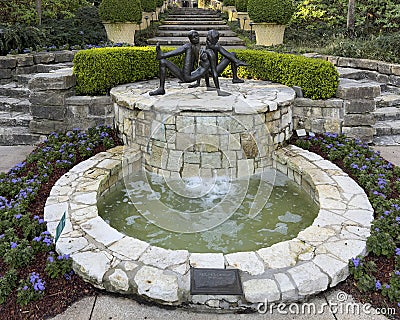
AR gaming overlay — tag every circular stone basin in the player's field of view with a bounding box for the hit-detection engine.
[45,144,374,310]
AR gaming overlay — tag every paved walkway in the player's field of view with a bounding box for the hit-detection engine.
[2,145,398,320]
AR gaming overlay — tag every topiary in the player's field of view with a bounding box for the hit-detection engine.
[235,0,247,12]
[222,0,235,6]
[99,0,142,23]
[247,0,295,24]
[141,0,156,12]
[156,0,164,7]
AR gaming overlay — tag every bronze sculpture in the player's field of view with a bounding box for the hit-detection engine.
[149,29,247,96]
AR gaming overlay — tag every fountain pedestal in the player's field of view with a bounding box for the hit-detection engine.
[111,78,296,178]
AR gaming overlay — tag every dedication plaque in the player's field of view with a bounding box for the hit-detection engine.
[190,268,243,295]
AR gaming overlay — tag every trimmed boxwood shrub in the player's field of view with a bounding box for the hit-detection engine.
[247,0,295,24]
[99,0,142,23]
[73,46,183,95]
[141,0,156,12]
[222,0,236,6]
[73,47,339,99]
[235,0,247,12]
[156,0,164,7]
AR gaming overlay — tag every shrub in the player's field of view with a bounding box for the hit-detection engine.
[247,0,295,24]
[141,0,157,12]
[222,0,236,6]
[235,0,248,12]
[0,24,45,55]
[73,47,338,99]
[99,0,142,23]
[230,49,339,99]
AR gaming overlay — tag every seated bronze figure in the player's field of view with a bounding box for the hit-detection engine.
[149,29,247,96]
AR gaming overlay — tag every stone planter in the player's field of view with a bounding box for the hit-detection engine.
[227,6,238,21]
[102,22,138,45]
[253,22,286,46]
[237,12,250,30]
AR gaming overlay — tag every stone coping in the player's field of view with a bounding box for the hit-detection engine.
[110,78,295,114]
[44,145,373,310]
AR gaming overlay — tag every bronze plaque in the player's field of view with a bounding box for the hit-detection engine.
[190,268,243,295]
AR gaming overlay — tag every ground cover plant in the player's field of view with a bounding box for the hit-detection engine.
[295,133,400,317]
[0,125,122,319]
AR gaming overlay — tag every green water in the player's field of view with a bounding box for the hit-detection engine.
[98,169,318,253]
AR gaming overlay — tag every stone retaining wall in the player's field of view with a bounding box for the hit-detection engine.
[44,145,373,310]
[2,52,400,143]
[0,51,76,84]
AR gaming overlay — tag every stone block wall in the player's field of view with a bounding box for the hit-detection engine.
[28,69,113,134]
[0,51,76,83]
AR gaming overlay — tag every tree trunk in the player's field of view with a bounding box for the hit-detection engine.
[36,0,42,25]
[347,0,355,38]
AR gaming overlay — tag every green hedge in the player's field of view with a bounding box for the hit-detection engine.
[247,0,295,24]
[73,47,339,99]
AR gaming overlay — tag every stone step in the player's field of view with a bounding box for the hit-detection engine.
[375,93,400,108]
[167,13,221,18]
[0,126,45,146]
[14,74,35,85]
[157,30,237,37]
[36,62,73,73]
[165,17,222,21]
[373,135,400,146]
[170,9,217,14]
[159,24,230,31]
[373,106,400,121]
[0,96,31,113]
[374,119,400,135]
[0,111,31,127]
[0,83,31,99]
[163,20,226,25]
[147,36,245,46]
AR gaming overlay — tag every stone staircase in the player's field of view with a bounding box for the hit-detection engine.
[0,65,70,145]
[147,8,246,49]
[336,67,400,145]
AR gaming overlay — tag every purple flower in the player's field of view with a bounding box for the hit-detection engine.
[396,248,400,256]
[47,256,54,263]
[14,214,22,219]
[376,280,382,290]
[10,242,17,249]
[22,285,28,291]
[386,284,390,289]
[351,257,360,268]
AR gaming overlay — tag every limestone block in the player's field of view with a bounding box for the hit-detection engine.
[56,236,88,256]
[274,273,297,301]
[225,252,264,275]
[0,68,12,79]
[0,56,17,68]
[33,52,56,64]
[243,279,280,303]
[139,246,189,269]
[313,254,348,287]
[343,99,376,114]
[343,114,375,126]
[317,239,367,262]
[108,237,149,260]
[342,126,375,143]
[336,79,381,99]
[288,262,329,295]
[31,105,66,121]
[257,240,312,269]
[297,226,336,245]
[108,269,130,292]
[28,70,76,91]
[54,51,76,63]
[72,251,111,288]
[189,253,225,269]
[16,54,34,66]
[80,216,124,246]
[134,266,179,303]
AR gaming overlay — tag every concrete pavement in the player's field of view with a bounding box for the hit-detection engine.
[1,145,398,320]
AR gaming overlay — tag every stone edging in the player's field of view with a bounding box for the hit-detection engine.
[44,145,373,310]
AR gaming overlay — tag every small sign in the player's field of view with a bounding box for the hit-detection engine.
[190,268,243,295]
[296,129,307,137]
[55,211,66,243]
